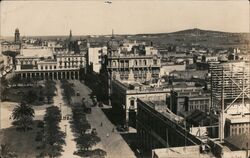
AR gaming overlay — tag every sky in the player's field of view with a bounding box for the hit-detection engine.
[0,0,249,36]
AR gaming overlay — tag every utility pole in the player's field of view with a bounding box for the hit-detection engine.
[220,67,225,142]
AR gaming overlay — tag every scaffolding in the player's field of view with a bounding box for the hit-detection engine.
[210,61,250,141]
[210,61,250,112]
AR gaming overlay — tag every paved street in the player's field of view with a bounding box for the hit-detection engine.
[70,80,136,158]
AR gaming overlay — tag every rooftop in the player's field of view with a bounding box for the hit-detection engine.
[225,133,250,150]
[20,48,53,58]
[143,100,184,123]
[152,145,214,158]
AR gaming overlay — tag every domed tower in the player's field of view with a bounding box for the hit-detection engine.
[107,30,119,57]
[14,28,20,43]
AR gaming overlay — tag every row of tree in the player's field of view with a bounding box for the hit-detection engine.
[60,79,75,104]
[71,103,106,158]
[83,70,109,105]
[39,106,65,158]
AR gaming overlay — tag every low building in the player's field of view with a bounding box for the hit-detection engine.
[160,63,186,76]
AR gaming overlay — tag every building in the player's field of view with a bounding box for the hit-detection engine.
[88,46,107,73]
[211,61,250,111]
[106,33,161,107]
[202,55,218,63]
[137,99,202,151]
[107,38,161,82]
[138,99,250,158]
[1,28,21,53]
[14,47,85,80]
[169,69,209,80]
[160,63,186,76]
[168,85,209,115]
[111,79,171,126]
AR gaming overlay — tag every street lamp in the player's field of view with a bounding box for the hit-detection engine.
[64,124,67,136]
[60,103,62,111]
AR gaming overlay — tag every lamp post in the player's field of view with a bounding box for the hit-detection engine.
[64,124,67,136]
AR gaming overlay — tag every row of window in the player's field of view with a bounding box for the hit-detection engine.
[40,64,81,70]
[111,59,158,67]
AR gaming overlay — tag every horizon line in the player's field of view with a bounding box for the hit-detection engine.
[1,28,249,38]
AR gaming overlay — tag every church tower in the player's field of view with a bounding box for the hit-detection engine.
[14,28,20,43]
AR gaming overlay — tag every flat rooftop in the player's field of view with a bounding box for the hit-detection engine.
[143,100,184,123]
[152,145,215,158]
[20,48,53,58]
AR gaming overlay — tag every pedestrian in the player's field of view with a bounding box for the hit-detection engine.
[100,122,103,127]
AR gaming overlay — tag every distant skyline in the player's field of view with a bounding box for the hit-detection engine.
[1,0,249,36]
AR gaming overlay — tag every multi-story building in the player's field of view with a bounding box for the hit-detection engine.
[111,79,171,126]
[106,36,161,82]
[210,61,250,111]
[168,85,209,115]
[88,46,107,73]
[137,98,203,151]
[15,48,86,80]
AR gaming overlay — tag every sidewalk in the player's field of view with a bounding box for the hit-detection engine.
[53,81,79,158]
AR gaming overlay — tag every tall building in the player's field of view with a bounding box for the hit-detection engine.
[210,61,250,111]
[210,61,250,141]
[106,33,161,106]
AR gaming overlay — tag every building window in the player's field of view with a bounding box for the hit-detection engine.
[45,66,48,70]
[41,66,43,70]
[153,59,157,65]
[54,66,56,69]
[135,60,138,66]
[50,66,52,69]
[130,100,135,106]
[144,60,146,65]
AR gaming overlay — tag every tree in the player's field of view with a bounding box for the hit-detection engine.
[10,75,20,87]
[0,144,17,158]
[12,101,35,131]
[61,80,75,104]
[0,87,9,101]
[1,76,9,88]
[24,90,38,103]
[44,80,56,103]
[42,106,65,158]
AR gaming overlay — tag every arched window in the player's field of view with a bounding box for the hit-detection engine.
[143,60,147,65]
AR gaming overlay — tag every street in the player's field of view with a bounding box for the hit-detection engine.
[71,80,136,158]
